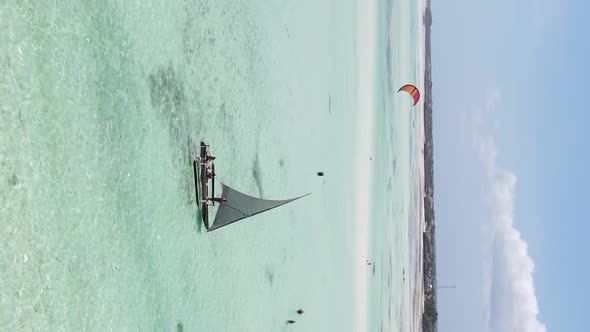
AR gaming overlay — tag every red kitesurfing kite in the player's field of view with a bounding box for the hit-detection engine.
[398,84,420,106]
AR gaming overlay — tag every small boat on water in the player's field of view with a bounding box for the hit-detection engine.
[192,141,310,232]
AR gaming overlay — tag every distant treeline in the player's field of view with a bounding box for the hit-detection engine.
[422,2,438,332]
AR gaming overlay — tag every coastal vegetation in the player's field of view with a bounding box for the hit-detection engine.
[422,2,438,332]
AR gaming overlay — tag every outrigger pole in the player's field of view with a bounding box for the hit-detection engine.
[195,141,211,229]
[192,159,199,204]
[211,163,215,206]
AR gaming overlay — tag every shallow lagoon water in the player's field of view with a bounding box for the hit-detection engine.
[1,0,424,331]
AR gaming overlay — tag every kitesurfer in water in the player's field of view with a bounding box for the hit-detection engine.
[297,309,304,315]
[317,171,324,176]
[287,320,296,324]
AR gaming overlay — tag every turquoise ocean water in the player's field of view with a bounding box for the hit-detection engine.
[1,0,423,331]
[368,0,425,332]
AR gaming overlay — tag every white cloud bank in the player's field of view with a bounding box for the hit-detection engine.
[474,87,546,332]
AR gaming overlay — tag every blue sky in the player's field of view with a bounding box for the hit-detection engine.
[432,0,588,331]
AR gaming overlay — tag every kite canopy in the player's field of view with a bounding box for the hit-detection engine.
[398,84,420,106]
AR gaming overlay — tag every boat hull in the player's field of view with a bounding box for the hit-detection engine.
[192,141,210,230]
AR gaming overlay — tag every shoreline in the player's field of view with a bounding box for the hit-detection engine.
[421,1,439,332]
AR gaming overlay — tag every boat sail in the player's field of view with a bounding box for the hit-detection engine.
[207,183,310,231]
[192,141,310,232]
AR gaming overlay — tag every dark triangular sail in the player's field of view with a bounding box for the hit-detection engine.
[208,182,310,232]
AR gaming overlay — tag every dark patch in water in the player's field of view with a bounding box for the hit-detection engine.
[252,153,263,197]
[278,158,285,167]
[177,321,184,332]
[8,173,18,187]
[148,64,188,142]
[195,212,203,233]
[265,266,274,286]
[148,64,190,189]
[388,306,392,325]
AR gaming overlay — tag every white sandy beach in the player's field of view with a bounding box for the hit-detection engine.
[354,0,377,331]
